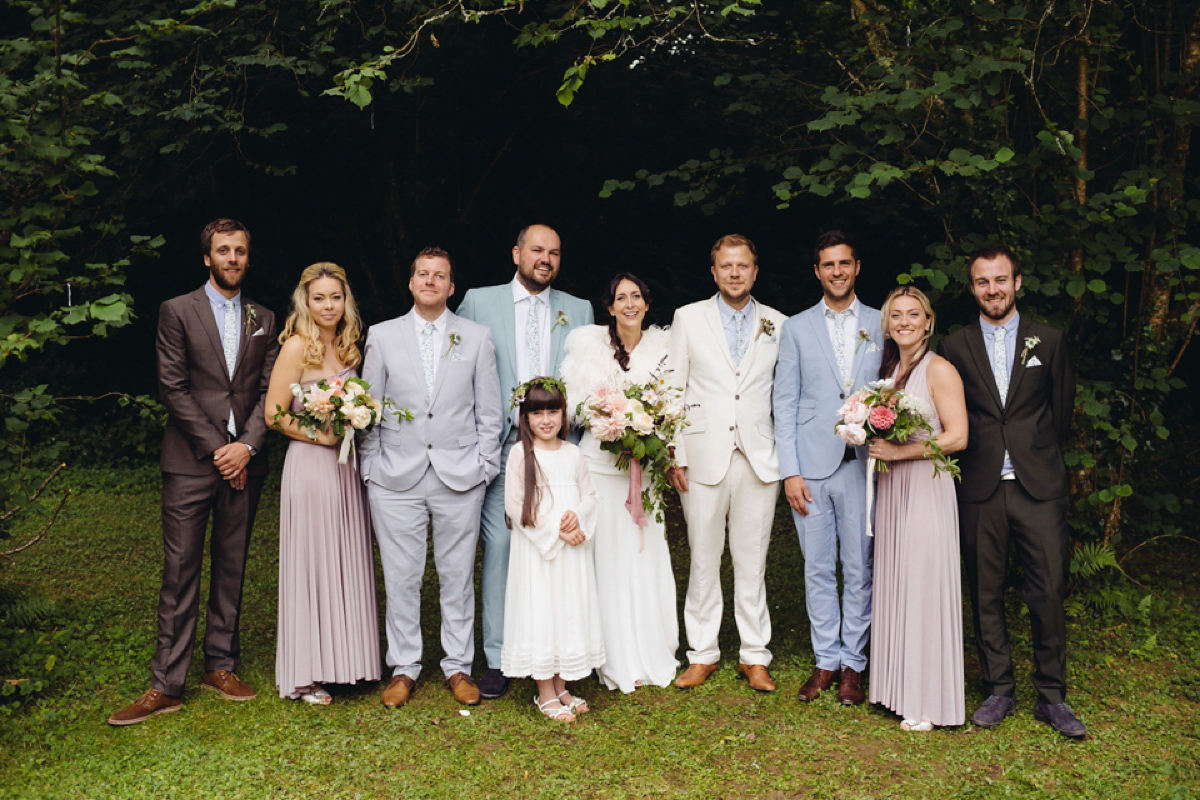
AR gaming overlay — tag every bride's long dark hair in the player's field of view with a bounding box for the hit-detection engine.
[604,272,652,372]
[877,286,936,391]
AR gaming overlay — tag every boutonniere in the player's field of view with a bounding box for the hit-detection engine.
[444,330,462,358]
[1021,335,1040,365]
[855,328,870,353]
[552,310,569,331]
[755,318,776,342]
[244,304,258,336]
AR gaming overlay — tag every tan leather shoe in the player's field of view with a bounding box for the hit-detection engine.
[200,670,256,700]
[381,674,415,708]
[837,667,865,705]
[796,667,837,702]
[737,663,776,692]
[107,688,182,726]
[447,672,481,705]
[674,662,719,689]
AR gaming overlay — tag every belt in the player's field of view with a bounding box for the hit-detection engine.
[843,445,858,463]
[1000,472,1017,481]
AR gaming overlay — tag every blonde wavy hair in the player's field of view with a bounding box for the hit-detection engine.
[279,262,363,369]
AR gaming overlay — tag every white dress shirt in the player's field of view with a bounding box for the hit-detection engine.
[511,278,551,381]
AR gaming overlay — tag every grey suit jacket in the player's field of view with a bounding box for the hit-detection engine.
[157,286,279,476]
[359,310,503,493]
[456,280,594,442]
[773,301,883,481]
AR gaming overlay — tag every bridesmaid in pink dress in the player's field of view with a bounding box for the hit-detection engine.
[866,286,968,731]
[265,263,381,704]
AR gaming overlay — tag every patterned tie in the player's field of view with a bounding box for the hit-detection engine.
[222,299,238,434]
[826,307,852,387]
[991,326,1008,406]
[421,322,436,397]
[733,310,747,365]
[525,295,541,380]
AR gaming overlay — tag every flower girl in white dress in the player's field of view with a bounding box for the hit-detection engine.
[501,378,604,722]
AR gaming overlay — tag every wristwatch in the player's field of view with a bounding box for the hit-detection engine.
[244,443,257,457]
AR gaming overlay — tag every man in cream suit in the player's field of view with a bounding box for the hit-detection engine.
[456,224,593,699]
[361,247,502,709]
[109,218,278,725]
[667,234,787,693]
[772,230,882,706]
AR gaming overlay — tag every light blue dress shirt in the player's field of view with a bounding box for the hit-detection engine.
[981,310,1019,477]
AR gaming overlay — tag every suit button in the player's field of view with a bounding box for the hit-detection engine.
[736,371,741,377]
[428,412,433,418]
[427,444,433,449]
[840,393,845,399]
[729,425,735,431]
[735,394,740,400]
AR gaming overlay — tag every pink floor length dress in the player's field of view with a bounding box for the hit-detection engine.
[868,352,965,726]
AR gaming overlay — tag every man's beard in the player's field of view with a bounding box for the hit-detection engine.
[979,293,1014,321]
[210,264,244,291]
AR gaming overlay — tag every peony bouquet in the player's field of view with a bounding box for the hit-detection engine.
[835,378,959,478]
[274,375,410,464]
[577,357,689,524]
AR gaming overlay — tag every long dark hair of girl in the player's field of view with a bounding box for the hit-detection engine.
[604,272,653,372]
[517,381,569,528]
[877,285,936,391]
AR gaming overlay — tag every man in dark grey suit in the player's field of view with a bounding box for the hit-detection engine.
[939,244,1085,738]
[109,219,278,725]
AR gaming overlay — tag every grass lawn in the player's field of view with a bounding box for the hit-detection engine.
[1,465,1198,798]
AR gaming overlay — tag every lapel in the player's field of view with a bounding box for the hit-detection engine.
[190,288,229,384]
[234,299,257,378]
[808,303,842,386]
[396,311,426,406]
[545,288,568,369]
[964,320,1005,411]
[701,296,737,374]
[430,311,461,404]
[495,284,519,391]
[1006,314,1033,406]
[847,303,872,386]
[738,299,770,380]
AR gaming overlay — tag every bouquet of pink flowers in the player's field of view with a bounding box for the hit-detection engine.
[835,378,959,478]
[273,375,410,464]
[577,358,689,524]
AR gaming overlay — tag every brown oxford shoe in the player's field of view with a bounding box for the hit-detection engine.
[737,663,777,692]
[381,674,415,708]
[447,672,481,706]
[796,667,837,702]
[837,667,865,705]
[200,670,256,700]
[107,688,182,726]
[674,662,720,689]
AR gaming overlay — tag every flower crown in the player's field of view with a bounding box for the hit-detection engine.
[510,376,567,410]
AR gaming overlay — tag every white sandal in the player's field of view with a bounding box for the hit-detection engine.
[299,686,332,705]
[901,719,933,732]
[535,696,575,722]
[557,690,589,714]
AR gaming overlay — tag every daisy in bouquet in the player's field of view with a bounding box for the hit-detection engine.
[275,375,411,464]
[835,378,959,478]
[576,357,689,525]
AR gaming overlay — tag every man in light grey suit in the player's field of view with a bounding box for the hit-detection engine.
[457,224,594,698]
[773,230,883,706]
[361,247,502,709]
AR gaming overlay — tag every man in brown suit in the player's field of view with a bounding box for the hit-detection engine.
[109,219,279,725]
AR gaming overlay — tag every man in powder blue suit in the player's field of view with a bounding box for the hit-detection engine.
[457,224,594,699]
[773,230,883,706]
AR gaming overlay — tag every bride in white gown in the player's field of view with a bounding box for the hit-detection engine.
[560,272,680,692]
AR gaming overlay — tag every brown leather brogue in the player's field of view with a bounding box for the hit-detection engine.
[200,670,257,700]
[447,672,481,705]
[381,674,415,708]
[737,663,777,692]
[674,662,720,689]
[796,667,837,702]
[107,689,182,726]
[837,667,865,705]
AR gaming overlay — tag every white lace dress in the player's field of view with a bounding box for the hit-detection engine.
[560,325,680,691]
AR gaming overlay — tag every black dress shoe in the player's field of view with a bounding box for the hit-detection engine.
[1034,702,1087,738]
[971,695,1016,728]
[479,668,509,699]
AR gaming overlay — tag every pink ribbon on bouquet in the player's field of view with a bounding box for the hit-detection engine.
[624,458,649,550]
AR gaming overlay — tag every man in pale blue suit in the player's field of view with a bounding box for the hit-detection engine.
[456,224,594,698]
[773,230,883,706]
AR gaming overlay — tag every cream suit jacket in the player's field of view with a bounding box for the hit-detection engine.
[668,295,787,486]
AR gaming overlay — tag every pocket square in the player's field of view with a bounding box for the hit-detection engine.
[1026,355,1042,367]
[450,352,465,362]
[251,328,266,337]
[866,343,880,353]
